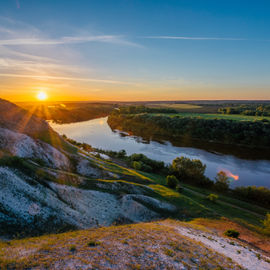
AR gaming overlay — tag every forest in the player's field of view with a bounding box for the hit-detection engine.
[218,104,270,116]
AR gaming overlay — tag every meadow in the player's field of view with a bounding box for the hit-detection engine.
[151,112,270,121]
[148,103,202,110]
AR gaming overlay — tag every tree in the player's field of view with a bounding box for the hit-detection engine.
[117,149,127,158]
[171,157,206,182]
[214,171,230,192]
[166,175,178,189]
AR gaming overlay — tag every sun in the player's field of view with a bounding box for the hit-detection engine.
[36,91,48,101]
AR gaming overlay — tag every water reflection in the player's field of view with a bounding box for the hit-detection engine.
[50,117,270,188]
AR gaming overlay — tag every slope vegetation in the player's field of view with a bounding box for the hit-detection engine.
[1,220,269,270]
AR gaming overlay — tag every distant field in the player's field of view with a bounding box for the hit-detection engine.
[149,103,202,110]
[152,112,270,121]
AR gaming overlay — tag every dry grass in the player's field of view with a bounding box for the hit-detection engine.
[0,221,242,270]
[149,103,202,110]
[189,217,270,254]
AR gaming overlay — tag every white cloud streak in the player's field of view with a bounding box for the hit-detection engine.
[145,36,247,41]
[0,73,136,85]
[0,35,141,47]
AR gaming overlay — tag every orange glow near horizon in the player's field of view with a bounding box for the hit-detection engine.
[1,80,270,103]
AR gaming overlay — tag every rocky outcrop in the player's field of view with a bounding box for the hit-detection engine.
[76,158,103,178]
[0,167,176,237]
[0,127,70,169]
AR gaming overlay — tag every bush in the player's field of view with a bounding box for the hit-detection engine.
[262,213,270,235]
[129,153,165,173]
[132,161,142,170]
[207,193,218,202]
[166,175,178,189]
[87,241,101,247]
[69,245,76,252]
[224,229,240,238]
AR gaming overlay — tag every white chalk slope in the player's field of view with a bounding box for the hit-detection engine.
[0,167,176,233]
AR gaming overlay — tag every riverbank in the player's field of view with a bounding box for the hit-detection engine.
[50,117,270,188]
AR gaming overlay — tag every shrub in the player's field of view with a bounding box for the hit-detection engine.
[224,229,240,238]
[129,153,165,173]
[262,213,270,235]
[166,175,178,189]
[132,161,142,170]
[87,241,101,247]
[69,245,76,252]
[207,193,218,202]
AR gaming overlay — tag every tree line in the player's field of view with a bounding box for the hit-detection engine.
[108,111,270,148]
[218,104,270,116]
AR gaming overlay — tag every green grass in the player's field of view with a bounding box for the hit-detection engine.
[182,188,263,227]
[182,183,268,217]
[85,154,154,184]
[132,171,266,229]
[148,103,202,110]
[149,184,217,219]
[150,112,270,121]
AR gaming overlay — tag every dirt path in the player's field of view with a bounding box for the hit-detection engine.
[165,221,270,270]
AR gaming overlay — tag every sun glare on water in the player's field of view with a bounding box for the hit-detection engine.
[37,91,48,101]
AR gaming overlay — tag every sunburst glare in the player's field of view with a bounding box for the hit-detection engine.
[37,91,48,101]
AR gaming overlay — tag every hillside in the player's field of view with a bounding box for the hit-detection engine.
[0,98,75,153]
[0,99,177,237]
[17,101,115,124]
[1,220,270,269]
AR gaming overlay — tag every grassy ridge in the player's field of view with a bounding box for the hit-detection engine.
[124,169,267,230]
[0,220,245,269]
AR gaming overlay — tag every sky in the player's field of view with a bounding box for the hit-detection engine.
[0,0,270,101]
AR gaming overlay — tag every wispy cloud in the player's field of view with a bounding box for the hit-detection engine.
[0,73,136,85]
[145,36,247,41]
[0,45,90,76]
[0,35,141,47]
[0,16,141,47]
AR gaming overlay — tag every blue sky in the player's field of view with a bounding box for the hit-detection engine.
[0,0,270,101]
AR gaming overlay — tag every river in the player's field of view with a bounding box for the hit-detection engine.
[50,117,270,188]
